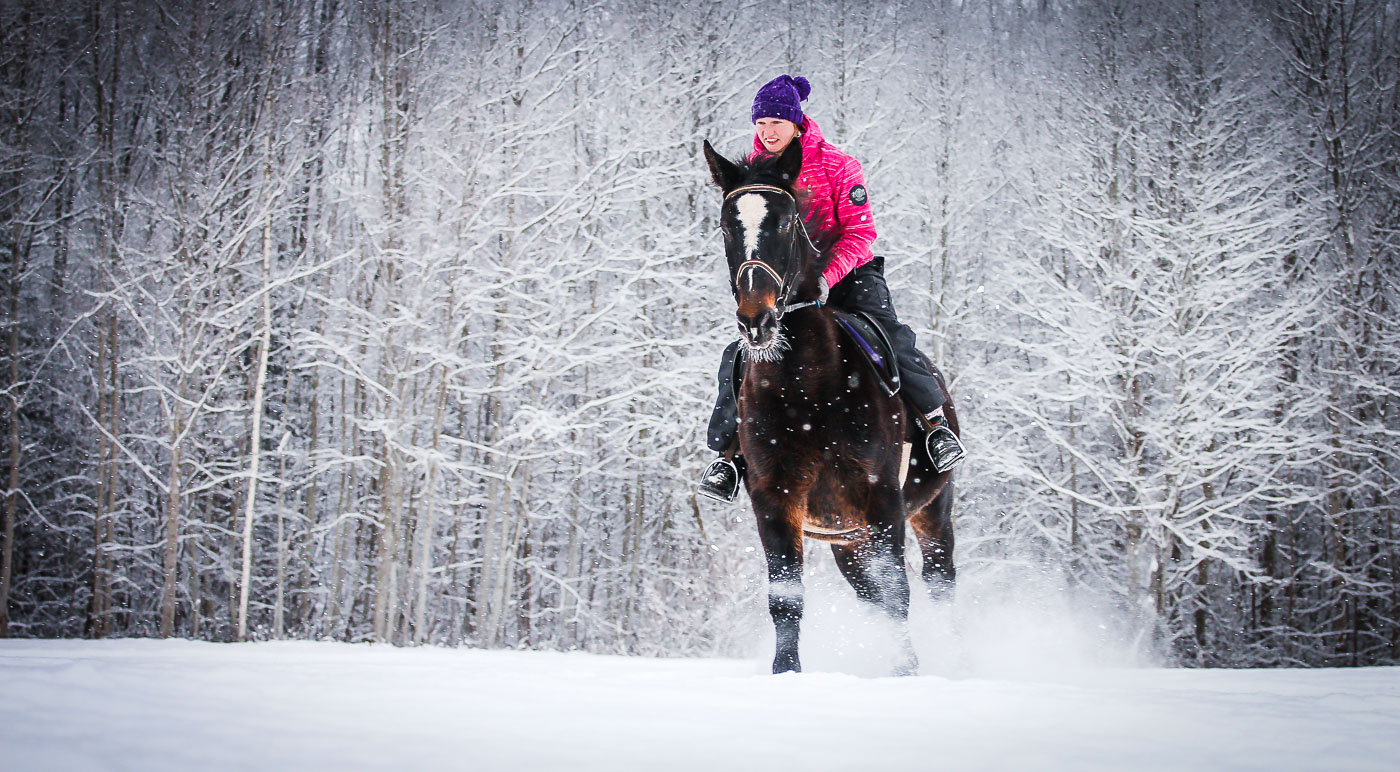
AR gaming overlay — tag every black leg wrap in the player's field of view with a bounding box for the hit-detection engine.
[707,341,743,451]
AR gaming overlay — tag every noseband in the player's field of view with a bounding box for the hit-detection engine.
[723,184,822,318]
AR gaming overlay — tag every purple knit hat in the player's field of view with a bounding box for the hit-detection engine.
[751,74,811,125]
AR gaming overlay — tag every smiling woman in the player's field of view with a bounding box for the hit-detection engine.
[754,117,801,154]
[750,75,809,155]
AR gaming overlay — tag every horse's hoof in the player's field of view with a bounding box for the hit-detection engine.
[772,654,801,674]
[892,649,920,677]
[925,578,956,603]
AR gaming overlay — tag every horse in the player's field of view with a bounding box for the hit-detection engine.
[702,138,958,676]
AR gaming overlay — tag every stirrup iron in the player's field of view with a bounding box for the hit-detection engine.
[698,456,743,503]
[925,424,966,473]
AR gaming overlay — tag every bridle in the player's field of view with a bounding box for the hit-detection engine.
[723,184,823,318]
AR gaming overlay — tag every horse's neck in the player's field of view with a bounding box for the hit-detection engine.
[752,309,838,375]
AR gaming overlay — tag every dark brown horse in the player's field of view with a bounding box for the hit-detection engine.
[703,138,958,676]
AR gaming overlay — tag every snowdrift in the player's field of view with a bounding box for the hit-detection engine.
[3,638,1397,771]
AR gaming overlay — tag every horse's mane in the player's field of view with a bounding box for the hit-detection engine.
[729,152,799,192]
[727,152,836,273]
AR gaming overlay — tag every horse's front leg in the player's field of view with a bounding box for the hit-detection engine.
[753,489,804,674]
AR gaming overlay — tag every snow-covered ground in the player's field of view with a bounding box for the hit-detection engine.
[4,633,1398,772]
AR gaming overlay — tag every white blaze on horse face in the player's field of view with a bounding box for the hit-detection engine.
[735,193,768,288]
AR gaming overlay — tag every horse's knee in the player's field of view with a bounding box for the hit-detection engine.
[752,498,802,567]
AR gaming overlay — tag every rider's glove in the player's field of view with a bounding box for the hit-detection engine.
[817,276,829,305]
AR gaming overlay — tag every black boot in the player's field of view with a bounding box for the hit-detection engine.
[925,415,966,473]
[698,455,743,503]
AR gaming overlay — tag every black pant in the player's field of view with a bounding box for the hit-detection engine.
[707,257,947,451]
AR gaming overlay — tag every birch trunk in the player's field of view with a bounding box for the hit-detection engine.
[275,433,290,638]
[158,397,184,636]
[411,366,448,644]
[371,445,401,642]
[236,196,275,642]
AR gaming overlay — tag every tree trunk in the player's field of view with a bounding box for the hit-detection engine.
[275,433,290,639]
[0,236,19,638]
[236,201,275,642]
[158,404,183,637]
[411,366,448,644]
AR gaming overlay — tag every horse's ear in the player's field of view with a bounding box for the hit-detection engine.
[776,137,803,185]
[703,140,741,191]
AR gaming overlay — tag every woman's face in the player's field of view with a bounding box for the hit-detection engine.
[755,117,800,155]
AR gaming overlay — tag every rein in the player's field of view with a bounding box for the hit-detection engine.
[724,184,823,317]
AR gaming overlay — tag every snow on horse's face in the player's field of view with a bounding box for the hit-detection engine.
[703,139,805,361]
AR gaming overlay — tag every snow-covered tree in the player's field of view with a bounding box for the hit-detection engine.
[2,0,1396,667]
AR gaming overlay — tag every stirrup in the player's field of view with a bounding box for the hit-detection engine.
[698,456,742,503]
[925,424,966,473]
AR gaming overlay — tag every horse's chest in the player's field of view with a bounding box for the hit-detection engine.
[742,362,871,419]
[739,378,827,438]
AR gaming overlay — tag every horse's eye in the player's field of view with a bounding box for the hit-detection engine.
[778,215,795,233]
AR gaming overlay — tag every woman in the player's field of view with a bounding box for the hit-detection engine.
[699,74,965,503]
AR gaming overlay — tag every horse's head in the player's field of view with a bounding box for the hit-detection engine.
[703,139,818,361]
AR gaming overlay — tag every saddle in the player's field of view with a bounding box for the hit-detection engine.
[832,310,901,397]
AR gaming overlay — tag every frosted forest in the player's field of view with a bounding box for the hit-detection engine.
[0,0,1396,668]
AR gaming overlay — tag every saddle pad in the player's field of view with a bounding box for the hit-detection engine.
[833,310,901,397]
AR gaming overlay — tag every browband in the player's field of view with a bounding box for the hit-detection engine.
[723,184,795,202]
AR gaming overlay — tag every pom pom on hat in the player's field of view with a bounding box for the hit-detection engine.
[752,74,810,126]
[790,76,812,100]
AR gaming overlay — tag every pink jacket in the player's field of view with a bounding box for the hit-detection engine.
[752,116,876,288]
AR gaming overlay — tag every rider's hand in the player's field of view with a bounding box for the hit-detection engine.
[818,276,829,304]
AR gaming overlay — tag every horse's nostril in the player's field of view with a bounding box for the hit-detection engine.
[738,311,778,346]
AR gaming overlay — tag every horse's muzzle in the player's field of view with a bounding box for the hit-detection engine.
[738,308,780,349]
